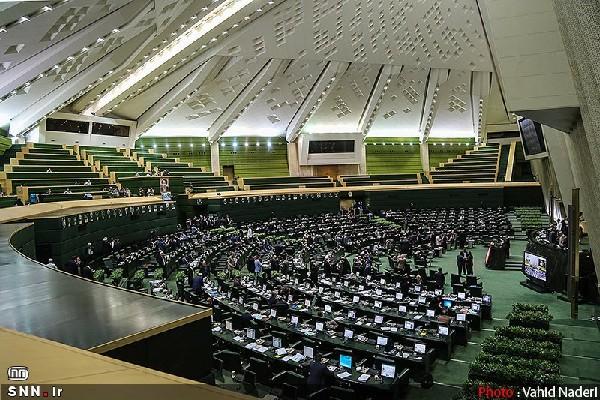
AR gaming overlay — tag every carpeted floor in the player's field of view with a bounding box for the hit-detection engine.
[410,241,600,399]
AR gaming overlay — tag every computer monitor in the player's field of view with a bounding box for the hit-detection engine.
[273,337,282,348]
[316,321,324,331]
[458,292,466,300]
[304,346,314,359]
[435,289,443,296]
[319,287,324,294]
[442,299,454,309]
[380,278,386,285]
[472,303,481,312]
[482,295,491,304]
[414,285,421,292]
[324,304,332,313]
[374,300,382,309]
[335,291,341,298]
[291,315,299,325]
[304,299,311,307]
[225,319,233,331]
[376,336,388,346]
[246,328,256,340]
[252,303,259,311]
[288,295,293,302]
[344,329,354,339]
[348,310,356,319]
[426,309,435,317]
[404,321,415,330]
[270,309,277,318]
[456,313,467,321]
[398,305,407,313]
[344,280,349,287]
[438,326,449,336]
[418,296,426,304]
[396,292,403,300]
[353,295,359,303]
[415,343,426,354]
[374,315,384,324]
[339,354,353,369]
[381,363,396,378]
[359,284,365,291]
[375,289,382,296]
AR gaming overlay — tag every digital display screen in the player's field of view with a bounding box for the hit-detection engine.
[518,118,548,158]
[442,299,454,309]
[340,354,353,369]
[426,309,435,317]
[524,252,547,282]
[308,140,355,154]
[377,336,388,346]
[273,337,282,348]
[415,343,426,354]
[381,364,395,378]
[375,315,384,324]
[304,346,314,359]
[325,304,332,313]
[316,322,324,331]
[348,310,356,319]
[374,300,382,309]
[396,293,403,300]
[399,305,407,313]
[404,321,414,330]
[439,326,449,336]
[344,329,354,339]
[225,320,233,330]
[291,315,299,324]
[353,296,359,303]
[246,328,256,340]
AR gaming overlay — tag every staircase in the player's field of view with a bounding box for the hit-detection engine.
[429,144,500,184]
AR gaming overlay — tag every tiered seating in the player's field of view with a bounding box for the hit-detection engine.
[0,143,116,202]
[238,176,335,191]
[78,146,144,182]
[338,173,421,187]
[133,150,231,192]
[429,144,500,184]
[507,207,550,240]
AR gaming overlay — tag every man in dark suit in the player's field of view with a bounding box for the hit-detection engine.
[434,268,445,288]
[307,354,333,392]
[192,271,204,296]
[456,252,464,276]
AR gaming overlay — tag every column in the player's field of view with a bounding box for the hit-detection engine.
[210,141,220,175]
[420,142,430,174]
[287,141,300,176]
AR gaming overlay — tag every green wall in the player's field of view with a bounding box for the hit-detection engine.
[428,137,474,168]
[365,137,422,174]
[218,137,288,178]
[135,137,211,171]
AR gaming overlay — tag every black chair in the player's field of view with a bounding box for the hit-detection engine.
[212,357,224,382]
[242,370,257,396]
[465,275,479,287]
[452,283,464,295]
[248,357,270,384]
[330,386,355,400]
[469,285,483,298]
[308,388,329,400]
[450,273,462,285]
[214,350,241,373]
[281,383,298,400]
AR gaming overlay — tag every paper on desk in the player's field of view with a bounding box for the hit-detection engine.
[358,374,370,382]
[275,348,287,356]
[282,355,292,362]
[337,372,352,379]
[233,336,243,342]
[212,327,222,333]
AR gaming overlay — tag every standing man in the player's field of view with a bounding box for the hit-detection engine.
[254,256,262,283]
[466,251,474,275]
[456,251,464,276]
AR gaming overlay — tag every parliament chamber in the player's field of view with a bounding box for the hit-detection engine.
[1,1,599,400]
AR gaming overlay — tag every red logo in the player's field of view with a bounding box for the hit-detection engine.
[478,386,516,399]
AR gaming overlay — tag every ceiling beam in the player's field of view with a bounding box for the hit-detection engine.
[285,61,349,142]
[0,0,150,99]
[471,71,492,142]
[358,65,396,136]
[419,68,449,143]
[207,58,286,143]
[136,56,226,134]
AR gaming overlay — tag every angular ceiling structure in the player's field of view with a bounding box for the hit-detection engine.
[0,0,508,141]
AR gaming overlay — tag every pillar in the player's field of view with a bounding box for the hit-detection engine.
[420,142,430,173]
[210,141,220,175]
[287,141,300,177]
